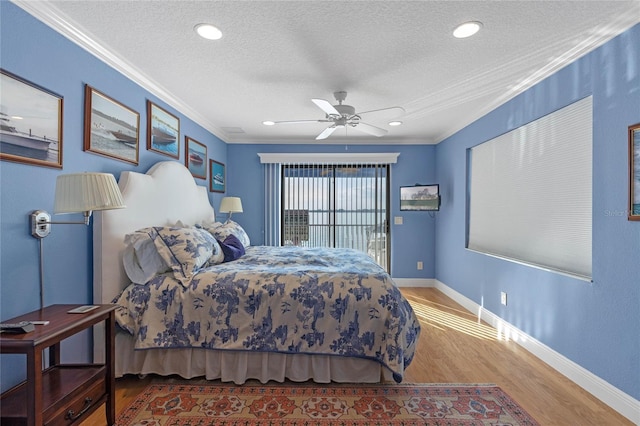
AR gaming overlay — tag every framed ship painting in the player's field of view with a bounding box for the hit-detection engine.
[209,159,225,193]
[0,69,63,168]
[147,101,179,159]
[83,85,139,165]
[185,136,207,179]
[630,122,640,221]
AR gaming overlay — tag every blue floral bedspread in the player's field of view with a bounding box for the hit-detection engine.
[113,246,421,382]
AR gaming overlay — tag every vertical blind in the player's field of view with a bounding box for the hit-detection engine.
[467,96,593,279]
[263,163,282,246]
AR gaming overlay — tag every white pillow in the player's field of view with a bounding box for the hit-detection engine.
[122,232,169,284]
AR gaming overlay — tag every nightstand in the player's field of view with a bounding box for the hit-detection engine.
[0,304,116,426]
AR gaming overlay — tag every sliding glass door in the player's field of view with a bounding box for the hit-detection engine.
[281,164,390,271]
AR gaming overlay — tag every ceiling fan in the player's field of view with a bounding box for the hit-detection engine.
[268,91,404,140]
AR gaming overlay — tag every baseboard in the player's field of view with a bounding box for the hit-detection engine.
[392,278,435,287]
[432,280,640,425]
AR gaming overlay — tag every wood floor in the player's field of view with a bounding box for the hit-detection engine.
[82,287,632,425]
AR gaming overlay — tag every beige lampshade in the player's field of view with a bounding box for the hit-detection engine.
[219,196,243,214]
[54,172,125,214]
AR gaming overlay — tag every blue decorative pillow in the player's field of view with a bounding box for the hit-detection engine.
[218,234,245,262]
[145,226,218,284]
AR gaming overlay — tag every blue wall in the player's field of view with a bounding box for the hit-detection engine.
[0,3,226,392]
[435,24,640,399]
[226,143,438,278]
[2,0,638,407]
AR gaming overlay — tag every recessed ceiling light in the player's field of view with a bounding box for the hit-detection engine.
[194,23,222,40]
[263,121,275,126]
[453,21,482,39]
[389,121,403,126]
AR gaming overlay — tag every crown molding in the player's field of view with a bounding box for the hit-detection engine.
[12,2,639,147]
[11,0,230,143]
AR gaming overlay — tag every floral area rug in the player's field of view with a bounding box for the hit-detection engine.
[116,382,539,425]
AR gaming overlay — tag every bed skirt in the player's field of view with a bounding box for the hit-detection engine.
[115,331,392,384]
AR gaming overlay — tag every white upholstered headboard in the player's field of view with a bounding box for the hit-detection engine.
[93,161,216,305]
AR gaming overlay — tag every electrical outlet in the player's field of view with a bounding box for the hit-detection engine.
[417,261,423,270]
[501,292,508,306]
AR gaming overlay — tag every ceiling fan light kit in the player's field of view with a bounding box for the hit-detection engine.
[270,91,404,140]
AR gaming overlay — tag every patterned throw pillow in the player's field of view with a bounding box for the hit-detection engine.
[144,226,219,284]
[202,238,226,267]
[205,220,251,248]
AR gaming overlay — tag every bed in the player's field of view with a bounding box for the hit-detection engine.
[93,161,420,384]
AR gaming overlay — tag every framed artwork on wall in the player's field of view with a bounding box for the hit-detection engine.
[83,85,139,165]
[629,122,640,221]
[209,159,225,193]
[147,100,179,159]
[185,136,207,179]
[0,69,63,168]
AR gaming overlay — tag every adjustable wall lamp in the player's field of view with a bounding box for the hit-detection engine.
[29,172,125,309]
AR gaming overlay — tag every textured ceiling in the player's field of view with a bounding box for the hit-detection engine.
[15,1,640,145]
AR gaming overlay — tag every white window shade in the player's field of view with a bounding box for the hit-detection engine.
[468,96,592,280]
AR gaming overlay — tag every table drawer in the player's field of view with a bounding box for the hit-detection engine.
[45,377,106,426]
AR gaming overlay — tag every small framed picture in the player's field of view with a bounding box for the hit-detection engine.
[209,159,225,193]
[185,136,207,179]
[147,101,179,159]
[83,85,139,165]
[629,122,640,221]
[0,69,63,168]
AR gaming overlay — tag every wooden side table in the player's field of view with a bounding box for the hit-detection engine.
[0,304,116,426]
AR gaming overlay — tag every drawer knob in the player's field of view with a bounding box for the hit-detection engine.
[65,397,93,421]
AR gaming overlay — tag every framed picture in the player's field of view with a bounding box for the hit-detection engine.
[0,69,63,168]
[147,101,179,159]
[83,85,139,165]
[185,136,207,179]
[209,159,225,193]
[629,122,640,221]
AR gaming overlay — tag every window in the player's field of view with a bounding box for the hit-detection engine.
[467,96,592,279]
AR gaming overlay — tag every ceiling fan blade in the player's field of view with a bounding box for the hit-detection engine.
[354,122,388,137]
[272,119,328,125]
[316,126,338,140]
[311,98,340,116]
[356,106,405,117]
